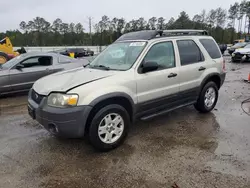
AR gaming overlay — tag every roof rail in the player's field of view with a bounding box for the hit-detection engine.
[115,29,209,42]
[115,30,159,42]
[160,29,209,36]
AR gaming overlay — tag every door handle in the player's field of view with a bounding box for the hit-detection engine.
[168,73,177,78]
[198,66,206,71]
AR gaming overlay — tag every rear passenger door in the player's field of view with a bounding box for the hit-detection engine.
[176,39,207,101]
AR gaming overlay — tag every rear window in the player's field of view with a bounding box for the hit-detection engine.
[199,39,221,59]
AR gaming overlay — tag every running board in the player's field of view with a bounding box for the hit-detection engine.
[140,101,196,121]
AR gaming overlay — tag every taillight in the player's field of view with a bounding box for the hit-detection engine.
[222,58,226,72]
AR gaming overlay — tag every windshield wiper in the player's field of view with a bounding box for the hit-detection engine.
[83,63,90,68]
[89,64,111,70]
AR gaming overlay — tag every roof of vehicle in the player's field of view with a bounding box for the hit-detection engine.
[21,51,60,56]
[15,52,78,61]
[115,29,209,42]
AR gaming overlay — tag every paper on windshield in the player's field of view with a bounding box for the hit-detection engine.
[129,42,146,47]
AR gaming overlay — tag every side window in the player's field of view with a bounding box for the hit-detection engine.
[177,40,204,66]
[58,55,73,63]
[143,41,175,70]
[199,39,222,59]
[20,56,52,68]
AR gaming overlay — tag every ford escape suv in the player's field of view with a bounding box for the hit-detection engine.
[28,30,226,151]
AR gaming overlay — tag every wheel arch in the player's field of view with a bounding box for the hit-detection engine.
[200,73,221,91]
[85,92,135,134]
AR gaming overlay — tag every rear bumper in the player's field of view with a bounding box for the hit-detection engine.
[220,72,226,87]
[28,89,92,138]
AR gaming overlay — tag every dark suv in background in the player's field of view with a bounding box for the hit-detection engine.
[54,48,94,58]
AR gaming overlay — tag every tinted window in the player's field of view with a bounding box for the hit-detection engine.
[143,41,175,70]
[199,39,222,59]
[20,56,52,68]
[177,40,204,66]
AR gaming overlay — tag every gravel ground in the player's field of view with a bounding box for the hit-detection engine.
[0,57,250,188]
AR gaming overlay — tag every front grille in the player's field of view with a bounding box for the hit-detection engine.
[234,53,250,60]
[31,89,45,104]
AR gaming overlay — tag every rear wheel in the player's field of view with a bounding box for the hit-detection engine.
[194,82,218,113]
[0,52,8,64]
[88,104,130,151]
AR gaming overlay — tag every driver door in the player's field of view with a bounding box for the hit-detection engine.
[9,56,53,92]
[135,41,180,117]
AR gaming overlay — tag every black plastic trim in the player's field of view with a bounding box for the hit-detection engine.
[89,92,136,116]
[135,87,199,120]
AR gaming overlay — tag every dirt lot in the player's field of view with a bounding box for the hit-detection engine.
[0,57,250,188]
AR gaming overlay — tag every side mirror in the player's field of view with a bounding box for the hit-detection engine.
[141,61,158,73]
[16,64,24,70]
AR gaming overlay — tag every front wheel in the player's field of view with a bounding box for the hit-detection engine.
[194,82,218,113]
[88,104,130,151]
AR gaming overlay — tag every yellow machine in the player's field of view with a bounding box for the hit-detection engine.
[0,37,20,64]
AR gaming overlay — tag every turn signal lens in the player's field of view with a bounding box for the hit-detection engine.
[67,95,78,105]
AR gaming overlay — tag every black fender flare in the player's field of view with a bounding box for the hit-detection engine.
[89,92,136,115]
[199,73,221,93]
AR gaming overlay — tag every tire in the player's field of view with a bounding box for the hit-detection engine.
[194,82,218,113]
[231,58,237,63]
[88,104,130,151]
[0,52,9,64]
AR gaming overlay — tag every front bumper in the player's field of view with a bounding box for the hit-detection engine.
[27,89,92,138]
[232,53,250,61]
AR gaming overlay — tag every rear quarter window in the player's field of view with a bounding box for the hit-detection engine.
[199,39,222,59]
[58,55,73,63]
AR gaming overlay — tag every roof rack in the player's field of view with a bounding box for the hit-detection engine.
[115,30,159,42]
[115,29,209,42]
[160,29,209,36]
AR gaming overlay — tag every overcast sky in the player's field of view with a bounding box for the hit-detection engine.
[0,0,241,32]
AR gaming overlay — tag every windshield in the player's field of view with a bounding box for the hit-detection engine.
[244,44,250,48]
[0,54,25,69]
[233,42,247,48]
[88,41,147,71]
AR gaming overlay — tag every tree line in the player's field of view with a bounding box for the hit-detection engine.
[0,0,249,46]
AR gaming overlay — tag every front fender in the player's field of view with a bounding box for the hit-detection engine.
[77,86,137,106]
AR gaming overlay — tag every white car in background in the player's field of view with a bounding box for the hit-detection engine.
[232,43,250,62]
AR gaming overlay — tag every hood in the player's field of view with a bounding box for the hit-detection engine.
[33,67,115,95]
[235,48,250,54]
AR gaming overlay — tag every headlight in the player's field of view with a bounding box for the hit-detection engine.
[232,53,236,57]
[47,93,78,107]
